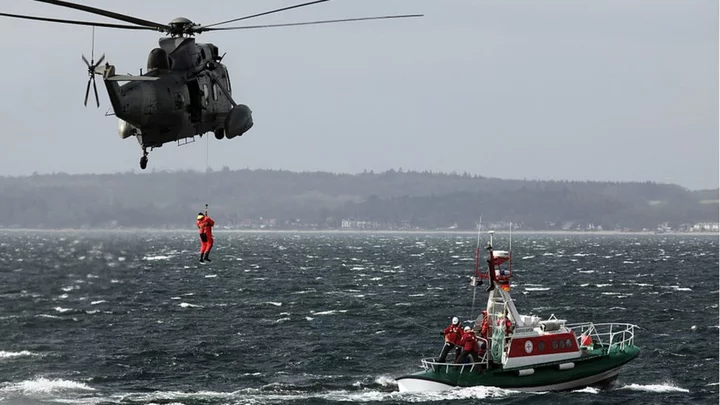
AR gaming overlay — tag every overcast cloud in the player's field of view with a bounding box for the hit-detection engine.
[0,0,717,190]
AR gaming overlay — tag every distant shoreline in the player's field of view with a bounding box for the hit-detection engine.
[0,228,716,237]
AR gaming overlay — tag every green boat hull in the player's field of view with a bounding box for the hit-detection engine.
[397,344,640,392]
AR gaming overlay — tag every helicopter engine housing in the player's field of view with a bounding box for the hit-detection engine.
[224,104,253,139]
[147,48,170,71]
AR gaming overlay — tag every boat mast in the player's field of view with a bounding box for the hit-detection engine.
[484,230,523,327]
[470,217,483,321]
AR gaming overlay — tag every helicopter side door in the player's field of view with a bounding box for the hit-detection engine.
[186,78,202,123]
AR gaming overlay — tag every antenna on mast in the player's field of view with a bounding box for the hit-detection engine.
[509,222,513,275]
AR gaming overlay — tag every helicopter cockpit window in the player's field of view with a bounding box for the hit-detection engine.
[200,48,206,61]
[202,84,209,104]
[212,84,218,101]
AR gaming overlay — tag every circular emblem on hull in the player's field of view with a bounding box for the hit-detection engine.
[524,340,533,353]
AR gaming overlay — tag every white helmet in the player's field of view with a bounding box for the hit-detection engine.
[452,316,459,325]
[464,326,471,332]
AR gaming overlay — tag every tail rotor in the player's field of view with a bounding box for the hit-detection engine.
[82,27,104,108]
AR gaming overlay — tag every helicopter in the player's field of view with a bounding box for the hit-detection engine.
[1,0,423,170]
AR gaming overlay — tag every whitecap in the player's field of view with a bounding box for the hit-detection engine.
[0,350,37,359]
[265,302,282,307]
[143,255,170,261]
[35,314,62,319]
[179,302,203,308]
[311,310,348,315]
[90,300,106,305]
[665,286,692,292]
[8,377,95,394]
[619,383,689,393]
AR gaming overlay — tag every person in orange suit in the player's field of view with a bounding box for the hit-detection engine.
[196,208,215,262]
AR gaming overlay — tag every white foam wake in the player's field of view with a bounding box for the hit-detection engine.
[619,383,690,393]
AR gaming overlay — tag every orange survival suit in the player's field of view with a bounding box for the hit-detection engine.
[196,213,215,262]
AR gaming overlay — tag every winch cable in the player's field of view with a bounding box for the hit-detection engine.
[205,133,210,197]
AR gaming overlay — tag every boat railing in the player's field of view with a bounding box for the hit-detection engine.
[566,322,637,352]
[420,338,490,374]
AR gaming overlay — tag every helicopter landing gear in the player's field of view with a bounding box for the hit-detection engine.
[140,149,149,170]
[214,128,225,140]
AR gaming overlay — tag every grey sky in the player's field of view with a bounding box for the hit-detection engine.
[0,0,717,190]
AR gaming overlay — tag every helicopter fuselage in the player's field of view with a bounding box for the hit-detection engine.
[104,37,253,149]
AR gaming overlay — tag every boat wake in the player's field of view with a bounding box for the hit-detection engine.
[618,382,690,393]
[0,377,695,405]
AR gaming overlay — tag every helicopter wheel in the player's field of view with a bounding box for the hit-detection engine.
[140,148,149,170]
[214,128,225,140]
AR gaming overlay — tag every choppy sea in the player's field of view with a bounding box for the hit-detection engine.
[0,230,717,405]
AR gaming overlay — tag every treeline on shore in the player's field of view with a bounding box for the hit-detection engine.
[0,168,717,230]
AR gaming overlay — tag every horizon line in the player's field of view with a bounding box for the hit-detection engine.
[0,167,716,191]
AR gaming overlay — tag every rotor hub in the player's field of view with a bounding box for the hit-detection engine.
[168,17,198,37]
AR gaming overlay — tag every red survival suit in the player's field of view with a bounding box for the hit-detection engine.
[437,317,462,363]
[456,327,480,364]
[196,213,215,262]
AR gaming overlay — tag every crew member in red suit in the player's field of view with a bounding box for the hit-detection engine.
[456,326,480,364]
[196,207,215,262]
[438,316,462,363]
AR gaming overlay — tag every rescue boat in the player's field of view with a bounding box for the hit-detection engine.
[395,231,640,393]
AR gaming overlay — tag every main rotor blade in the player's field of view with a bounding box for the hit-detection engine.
[0,12,158,30]
[33,0,168,30]
[202,0,331,29]
[203,14,424,32]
